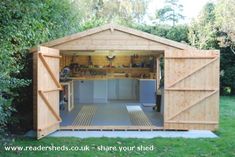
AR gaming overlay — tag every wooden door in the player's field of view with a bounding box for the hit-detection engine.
[164,50,220,130]
[33,46,62,139]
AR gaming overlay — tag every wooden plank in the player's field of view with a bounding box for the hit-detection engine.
[156,56,160,90]
[60,125,163,131]
[43,89,61,93]
[165,121,218,124]
[61,51,163,56]
[38,90,61,122]
[37,122,60,139]
[165,56,215,59]
[167,90,218,121]
[167,56,219,88]
[164,123,217,130]
[43,54,62,58]
[38,53,62,90]
[165,88,217,91]
[33,52,38,130]
[38,121,60,131]
[55,43,171,51]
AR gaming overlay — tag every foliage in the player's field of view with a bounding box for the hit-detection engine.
[79,17,105,31]
[155,0,184,26]
[74,0,149,25]
[0,0,81,140]
[188,3,218,49]
[215,0,235,54]
[1,96,235,156]
[134,24,189,43]
[220,47,235,95]
[188,2,235,95]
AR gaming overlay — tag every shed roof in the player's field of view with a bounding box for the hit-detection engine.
[32,23,195,52]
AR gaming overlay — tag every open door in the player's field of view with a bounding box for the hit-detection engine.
[33,46,62,139]
[164,50,220,130]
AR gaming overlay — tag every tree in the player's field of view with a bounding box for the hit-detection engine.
[155,0,184,26]
[188,2,218,49]
[188,2,235,95]
[215,0,235,54]
[134,24,189,43]
[214,0,235,94]
[73,0,149,25]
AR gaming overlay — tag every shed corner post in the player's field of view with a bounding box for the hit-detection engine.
[163,49,171,129]
[33,50,39,131]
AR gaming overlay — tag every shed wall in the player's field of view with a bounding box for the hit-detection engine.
[53,29,182,51]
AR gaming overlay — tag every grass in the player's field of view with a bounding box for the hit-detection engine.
[1,96,235,157]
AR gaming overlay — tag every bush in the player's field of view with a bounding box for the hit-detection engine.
[133,24,189,43]
[0,0,81,141]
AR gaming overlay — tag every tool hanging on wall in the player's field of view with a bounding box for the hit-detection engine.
[106,52,116,67]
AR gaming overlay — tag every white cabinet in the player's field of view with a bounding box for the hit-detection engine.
[108,79,138,100]
[139,79,156,104]
[93,80,108,103]
[75,80,108,103]
[73,79,139,103]
[60,81,74,112]
[78,80,93,103]
[118,79,134,100]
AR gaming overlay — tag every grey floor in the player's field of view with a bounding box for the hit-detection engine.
[60,101,163,127]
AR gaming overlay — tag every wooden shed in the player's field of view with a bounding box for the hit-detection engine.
[32,24,220,139]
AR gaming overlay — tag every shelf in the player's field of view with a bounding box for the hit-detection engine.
[78,67,151,70]
[70,67,154,80]
[68,76,154,80]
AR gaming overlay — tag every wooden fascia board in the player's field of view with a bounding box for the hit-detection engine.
[30,23,196,51]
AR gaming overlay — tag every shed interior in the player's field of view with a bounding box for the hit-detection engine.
[58,50,164,130]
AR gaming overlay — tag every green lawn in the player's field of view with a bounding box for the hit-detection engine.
[1,96,235,157]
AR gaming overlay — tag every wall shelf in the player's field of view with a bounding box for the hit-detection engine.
[77,67,152,70]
